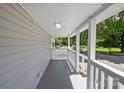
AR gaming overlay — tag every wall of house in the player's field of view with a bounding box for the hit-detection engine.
[0,4,51,88]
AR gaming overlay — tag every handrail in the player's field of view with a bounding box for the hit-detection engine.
[68,48,76,53]
[79,53,88,59]
[68,48,88,59]
[51,47,68,49]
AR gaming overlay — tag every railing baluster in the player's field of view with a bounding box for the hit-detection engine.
[95,67,99,89]
[113,78,119,89]
[107,75,113,89]
[118,82,124,89]
[98,69,101,89]
[93,67,96,89]
[100,71,105,89]
[104,73,108,89]
[87,62,94,89]
[82,56,84,63]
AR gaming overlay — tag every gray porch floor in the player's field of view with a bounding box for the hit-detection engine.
[36,60,73,89]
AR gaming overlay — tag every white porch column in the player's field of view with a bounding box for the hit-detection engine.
[76,31,80,73]
[87,18,96,89]
[50,36,53,60]
[68,36,70,48]
[50,36,53,48]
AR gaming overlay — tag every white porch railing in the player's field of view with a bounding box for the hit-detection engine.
[68,48,76,70]
[67,48,88,74]
[51,47,68,60]
[79,53,88,76]
[51,47,124,89]
[89,60,124,89]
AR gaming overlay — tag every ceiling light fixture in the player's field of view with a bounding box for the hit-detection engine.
[55,22,62,30]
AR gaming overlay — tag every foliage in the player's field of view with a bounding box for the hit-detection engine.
[80,30,88,46]
[96,10,124,53]
[102,38,116,54]
[54,37,67,47]
[70,35,76,50]
[70,35,76,46]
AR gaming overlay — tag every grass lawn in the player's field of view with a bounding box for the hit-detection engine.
[79,45,123,55]
[96,47,121,53]
[81,46,123,55]
[96,47,123,55]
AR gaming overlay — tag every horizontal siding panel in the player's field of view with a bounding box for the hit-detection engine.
[0,52,42,79]
[0,17,48,39]
[0,5,42,32]
[0,4,50,88]
[0,47,43,66]
[0,38,50,46]
[1,57,49,89]
[0,8,44,37]
[0,28,47,41]
[10,4,49,35]
[0,49,48,76]
[0,45,47,57]
[0,55,43,88]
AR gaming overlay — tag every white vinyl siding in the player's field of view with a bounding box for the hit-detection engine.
[0,4,50,89]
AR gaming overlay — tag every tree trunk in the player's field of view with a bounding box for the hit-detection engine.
[108,47,112,54]
[120,32,124,53]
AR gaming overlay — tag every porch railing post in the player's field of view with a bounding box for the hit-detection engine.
[68,36,70,48]
[50,36,53,48]
[76,31,80,73]
[87,18,96,89]
[50,36,53,60]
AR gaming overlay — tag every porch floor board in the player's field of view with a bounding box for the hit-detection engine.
[36,60,73,89]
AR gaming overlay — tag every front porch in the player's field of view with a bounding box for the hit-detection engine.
[0,3,124,89]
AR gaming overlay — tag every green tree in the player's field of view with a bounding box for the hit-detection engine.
[96,10,124,53]
[102,34,118,54]
[116,10,124,52]
[54,37,67,47]
[80,30,88,46]
[70,35,76,50]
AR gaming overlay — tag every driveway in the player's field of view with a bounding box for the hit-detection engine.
[82,52,124,72]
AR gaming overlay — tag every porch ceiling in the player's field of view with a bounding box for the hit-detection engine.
[22,3,103,36]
